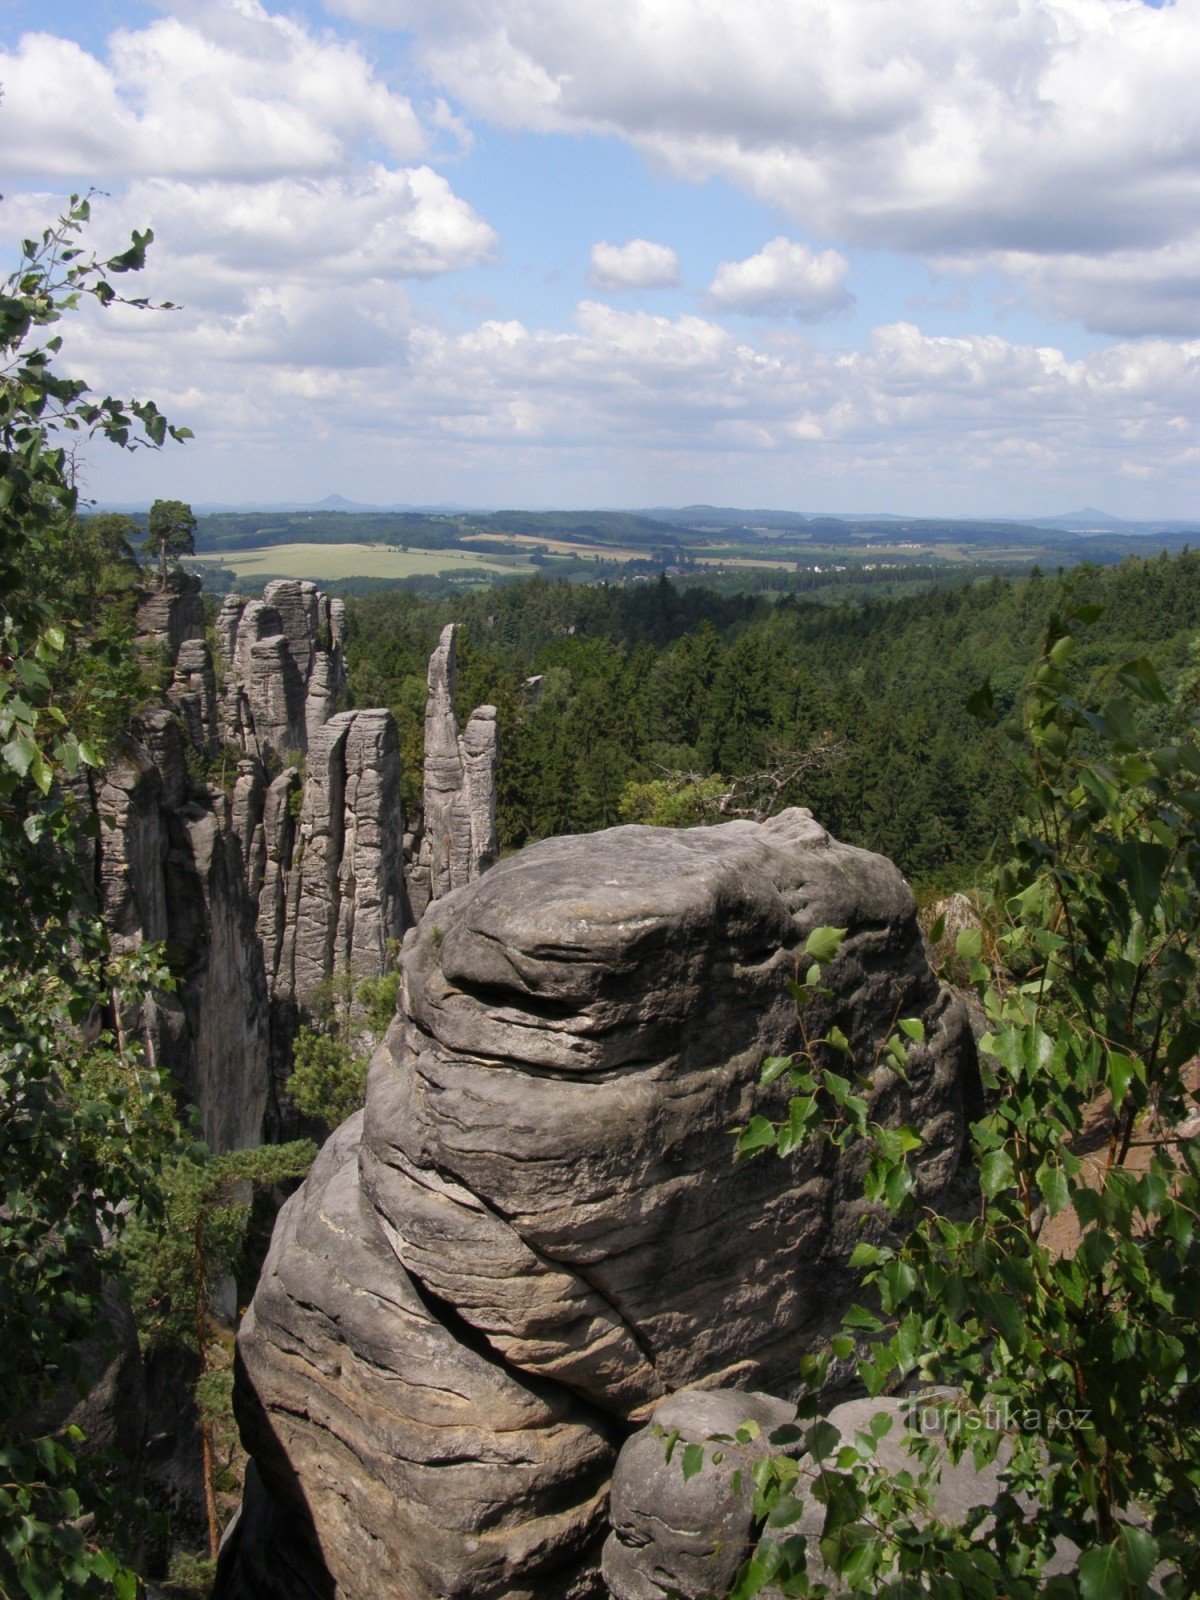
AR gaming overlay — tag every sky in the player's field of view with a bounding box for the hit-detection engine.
[1,0,1197,517]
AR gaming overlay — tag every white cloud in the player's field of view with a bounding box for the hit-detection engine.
[0,4,425,179]
[51,262,1200,511]
[326,0,1200,336]
[706,238,851,319]
[588,238,681,291]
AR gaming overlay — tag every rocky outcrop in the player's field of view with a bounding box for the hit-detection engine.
[135,568,205,663]
[601,1389,1076,1599]
[168,638,219,759]
[275,710,405,1009]
[604,1389,797,1600]
[218,581,347,764]
[407,622,497,920]
[221,810,979,1600]
[94,732,271,1153]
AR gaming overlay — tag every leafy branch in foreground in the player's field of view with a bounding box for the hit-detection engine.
[2,193,191,1597]
[725,600,1200,1598]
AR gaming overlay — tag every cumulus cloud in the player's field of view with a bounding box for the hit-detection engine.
[588,238,681,290]
[0,4,425,178]
[52,261,1200,510]
[326,0,1200,336]
[706,238,851,319]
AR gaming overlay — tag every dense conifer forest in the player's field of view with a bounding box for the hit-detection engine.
[346,551,1200,887]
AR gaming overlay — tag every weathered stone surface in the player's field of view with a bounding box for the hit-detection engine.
[135,568,204,662]
[377,811,975,1414]
[335,710,406,983]
[93,733,272,1153]
[248,635,307,761]
[421,622,463,900]
[412,623,498,909]
[224,1117,615,1600]
[304,650,338,750]
[263,580,321,685]
[215,593,244,667]
[96,739,169,950]
[277,710,404,1006]
[227,812,978,1599]
[256,769,300,993]
[460,703,498,878]
[134,706,188,810]
[169,638,220,758]
[161,799,273,1153]
[603,1389,797,1600]
[232,758,267,896]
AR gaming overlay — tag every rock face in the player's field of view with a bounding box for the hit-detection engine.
[94,735,272,1153]
[603,1389,798,1600]
[407,623,497,920]
[274,710,406,1009]
[602,1390,1070,1600]
[221,810,979,1600]
[168,638,219,758]
[135,568,205,662]
[92,577,400,1154]
[219,581,347,764]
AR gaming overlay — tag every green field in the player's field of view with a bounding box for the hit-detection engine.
[189,542,536,582]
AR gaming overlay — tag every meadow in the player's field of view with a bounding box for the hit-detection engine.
[188,542,535,582]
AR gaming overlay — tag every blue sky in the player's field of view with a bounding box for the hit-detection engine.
[1,0,1196,516]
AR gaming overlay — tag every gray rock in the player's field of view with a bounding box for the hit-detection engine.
[135,569,204,664]
[604,1389,798,1600]
[303,649,338,750]
[93,733,272,1153]
[374,811,975,1413]
[226,1117,615,1600]
[256,769,300,993]
[278,710,405,1007]
[134,706,188,810]
[247,635,307,762]
[215,593,244,667]
[412,623,498,909]
[226,812,978,1599]
[168,638,219,757]
[263,579,321,685]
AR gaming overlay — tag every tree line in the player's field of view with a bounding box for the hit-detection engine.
[346,553,1200,887]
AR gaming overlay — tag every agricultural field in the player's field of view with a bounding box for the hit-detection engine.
[188,542,536,582]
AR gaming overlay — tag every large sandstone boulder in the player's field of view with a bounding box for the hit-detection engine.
[221,811,978,1600]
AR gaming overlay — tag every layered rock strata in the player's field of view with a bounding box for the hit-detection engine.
[94,730,271,1153]
[274,710,405,1008]
[218,581,347,764]
[135,568,205,663]
[407,622,498,920]
[221,810,979,1599]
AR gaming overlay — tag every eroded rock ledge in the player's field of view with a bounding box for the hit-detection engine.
[218,810,979,1600]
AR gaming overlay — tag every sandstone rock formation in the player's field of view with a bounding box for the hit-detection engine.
[168,638,219,758]
[135,567,205,662]
[219,810,979,1599]
[275,710,405,1009]
[602,1390,1075,1600]
[603,1388,797,1600]
[94,731,272,1153]
[218,580,347,764]
[407,622,497,920]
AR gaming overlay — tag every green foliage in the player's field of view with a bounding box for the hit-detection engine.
[143,498,197,585]
[1,194,192,1598]
[125,1142,316,1352]
[344,553,1200,881]
[288,1029,369,1132]
[355,968,400,1038]
[725,601,1200,1597]
[164,1550,217,1597]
